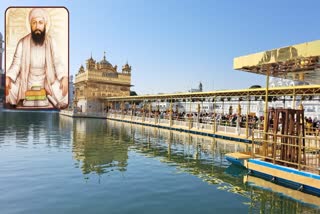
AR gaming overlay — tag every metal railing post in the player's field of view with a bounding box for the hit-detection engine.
[298,133,302,171]
[252,130,255,158]
[273,132,276,164]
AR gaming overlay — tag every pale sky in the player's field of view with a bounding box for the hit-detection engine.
[1,0,319,95]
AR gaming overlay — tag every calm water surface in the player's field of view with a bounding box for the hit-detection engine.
[0,111,319,214]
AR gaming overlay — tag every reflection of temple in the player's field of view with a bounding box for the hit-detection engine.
[110,120,248,187]
[68,118,129,175]
[74,53,132,112]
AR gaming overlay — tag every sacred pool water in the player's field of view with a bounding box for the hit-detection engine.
[0,110,319,213]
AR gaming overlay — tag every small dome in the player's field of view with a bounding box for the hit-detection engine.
[87,55,95,64]
[100,52,112,67]
[78,65,85,73]
[87,52,94,61]
[122,61,131,70]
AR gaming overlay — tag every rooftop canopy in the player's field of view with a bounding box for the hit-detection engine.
[102,85,320,101]
[233,40,320,84]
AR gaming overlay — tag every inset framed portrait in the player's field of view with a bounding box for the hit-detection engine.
[5,7,69,110]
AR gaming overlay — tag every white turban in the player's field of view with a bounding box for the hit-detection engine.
[29,8,48,24]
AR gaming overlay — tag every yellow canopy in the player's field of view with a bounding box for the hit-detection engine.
[233,40,320,84]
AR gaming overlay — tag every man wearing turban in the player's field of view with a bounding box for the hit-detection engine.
[5,8,68,109]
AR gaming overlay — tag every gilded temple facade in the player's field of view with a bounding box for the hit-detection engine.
[74,53,131,112]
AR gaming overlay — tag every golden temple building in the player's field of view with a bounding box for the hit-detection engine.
[74,53,131,112]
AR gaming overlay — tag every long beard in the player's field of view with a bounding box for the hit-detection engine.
[31,27,46,45]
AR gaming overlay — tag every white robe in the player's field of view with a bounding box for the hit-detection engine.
[6,33,68,106]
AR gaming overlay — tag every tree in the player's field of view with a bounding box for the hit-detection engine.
[130,91,138,96]
[249,85,261,89]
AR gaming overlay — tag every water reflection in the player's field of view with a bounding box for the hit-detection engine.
[244,175,320,212]
[83,119,319,212]
[0,111,69,147]
[116,122,249,193]
[1,111,319,213]
[60,116,131,175]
